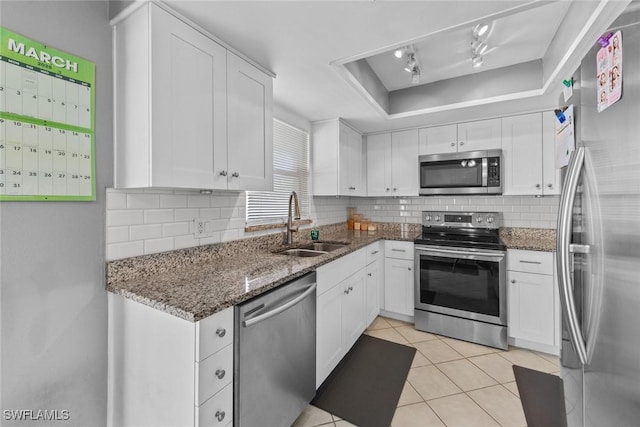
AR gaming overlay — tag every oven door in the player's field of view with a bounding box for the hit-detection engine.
[414,245,506,325]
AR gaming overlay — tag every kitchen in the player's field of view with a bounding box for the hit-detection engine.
[1,1,639,427]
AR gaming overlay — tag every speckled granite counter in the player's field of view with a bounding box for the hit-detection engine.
[107,223,420,322]
[500,228,556,252]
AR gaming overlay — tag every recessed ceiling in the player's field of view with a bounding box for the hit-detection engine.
[151,1,625,133]
[365,1,572,90]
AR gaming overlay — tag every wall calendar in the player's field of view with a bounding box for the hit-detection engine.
[0,26,95,201]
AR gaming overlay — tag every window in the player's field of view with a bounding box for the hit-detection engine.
[246,119,310,226]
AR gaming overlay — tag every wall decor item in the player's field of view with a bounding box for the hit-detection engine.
[0,26,95,201]
[596,30,622,112]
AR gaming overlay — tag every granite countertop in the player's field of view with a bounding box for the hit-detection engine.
[107,223,420,322]
[499,228,556,252]
[107,223,556,323]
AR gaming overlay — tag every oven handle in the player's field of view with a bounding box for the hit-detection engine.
[415,245,504,261]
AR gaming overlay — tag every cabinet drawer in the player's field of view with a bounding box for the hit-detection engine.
[316,247,366,295]
[196,307,234,361]
[196,344,233,405]
[507,249,553,275]
[366,242,382,265]
[384,240,414,260]
[197,382,233,427]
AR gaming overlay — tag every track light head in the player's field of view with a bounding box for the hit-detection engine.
[404,54,416,72]
[473,23,489,38]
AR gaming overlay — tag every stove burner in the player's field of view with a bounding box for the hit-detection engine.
[415,211,505,251]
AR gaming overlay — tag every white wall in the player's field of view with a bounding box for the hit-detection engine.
[0,1,111,425]
[352,195,559,228]
[106,189,350,260]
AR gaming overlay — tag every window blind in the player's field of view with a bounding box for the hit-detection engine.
[246,119,310,225]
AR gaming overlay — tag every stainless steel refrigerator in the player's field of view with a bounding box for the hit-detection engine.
[557,2,640,426]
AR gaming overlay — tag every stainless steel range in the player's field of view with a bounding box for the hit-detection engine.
[414,211,507,349]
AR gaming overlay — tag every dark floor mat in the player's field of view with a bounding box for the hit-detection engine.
[312,334,416,427]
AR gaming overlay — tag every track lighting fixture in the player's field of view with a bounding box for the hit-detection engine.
[411,65,421,84]
[470,23,490,68]
[394,46,406,58]
[404,53,416,73]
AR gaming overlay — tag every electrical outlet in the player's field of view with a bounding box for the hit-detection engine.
[193,218,214,238]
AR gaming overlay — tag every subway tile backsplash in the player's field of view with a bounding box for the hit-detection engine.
[105,188,351,260]
[106,188,558,261]
[352,195,559,229]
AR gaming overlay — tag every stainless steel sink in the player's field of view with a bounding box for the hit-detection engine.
[298,242,349,252]
[278,249,328,257]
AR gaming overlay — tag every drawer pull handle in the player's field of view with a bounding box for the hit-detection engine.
[215,328,226,338]
[367,273,372,277]
[215,410,225,422]
[371,250,379,255]
[392,249,407,252]
[519,260,542,265]
[215,369,225,380]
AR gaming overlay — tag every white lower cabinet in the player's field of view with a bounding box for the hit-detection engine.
[316,244,383,388]
[383,241,415,319]
[364,242,383,326]
[507,249,560,354]
[108,294,233,427]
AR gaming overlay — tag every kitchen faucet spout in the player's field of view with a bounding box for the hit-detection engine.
[286,191,301,244]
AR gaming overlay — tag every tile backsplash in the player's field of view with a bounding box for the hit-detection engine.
[106,188,351,260]
[352,195,559,229]
[106,188,559,261]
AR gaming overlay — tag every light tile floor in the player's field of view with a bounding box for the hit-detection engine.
[292,316,560,427]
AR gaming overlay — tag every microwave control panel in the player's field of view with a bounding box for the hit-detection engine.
[487,157,501,187]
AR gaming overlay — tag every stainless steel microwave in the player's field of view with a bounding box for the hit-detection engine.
[419,150,502,195]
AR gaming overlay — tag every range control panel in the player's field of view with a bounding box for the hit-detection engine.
[422,211,502,229]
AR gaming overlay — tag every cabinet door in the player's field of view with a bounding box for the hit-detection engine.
[340,125,364,196]
[366,133,392,196]
[502,113,543,195]
[384,258,414,317]
[508,270,555,346]
[457,118,502,151]
[316,284,344,388]
[227,52,273,191]
[542,111,561,195]
[342,269,366,352]
[418,124,457,155]
[150,4,227,189]
[365,260,380,327]
[391,129,419,196]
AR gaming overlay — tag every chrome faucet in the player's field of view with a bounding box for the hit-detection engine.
[285,191,301,244]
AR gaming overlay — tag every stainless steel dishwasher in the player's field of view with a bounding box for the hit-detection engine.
[234,272,317,427]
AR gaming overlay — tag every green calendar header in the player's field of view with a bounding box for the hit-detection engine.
[1,27,95,83]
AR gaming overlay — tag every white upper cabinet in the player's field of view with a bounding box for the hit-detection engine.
[113,3,273,191]
[366,129,418,197]
[419,124,457,154]
[226,52,273,191]
[502,112,560,196]
[312,119,365,196]
[457,118,502,152]
[419,119,501,155]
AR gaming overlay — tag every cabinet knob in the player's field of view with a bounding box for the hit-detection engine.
[367,273,372,277]
[386,188,390,192]
[408,267,412,271]
[215,328,226,338]
[349,186,356,190]
[371,250,379,255]
[450,142,455,147]
[536,183,541,189]
[215,410,225,422]
[348,286,353,291]
[459,141,465,146]
[393,188,397,191]
[547,184,553,189]
[511,279,516,284]
[344,289,349,295]
[215,369,226,380]
[231,172,240,178]
[219,170,228,177]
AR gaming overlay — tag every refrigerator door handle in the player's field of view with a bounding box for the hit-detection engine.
[557,147,588,365]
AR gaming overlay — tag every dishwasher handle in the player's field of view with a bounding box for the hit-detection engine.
[242,283,317,328]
